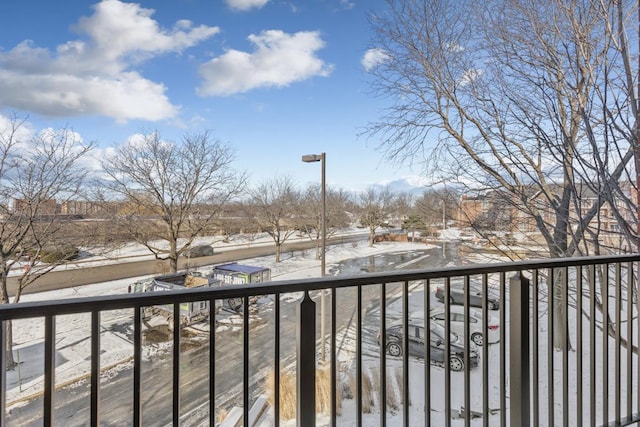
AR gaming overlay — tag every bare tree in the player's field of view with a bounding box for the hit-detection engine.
[299,184,352,260]
[0,114,94,367]
[358,186,395,246]
[101,131,246,272]
[249,176,300,262]
[365,0,638,349]
[414,188,459,231]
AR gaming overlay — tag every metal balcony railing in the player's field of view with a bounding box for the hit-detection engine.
[1,254,640,426]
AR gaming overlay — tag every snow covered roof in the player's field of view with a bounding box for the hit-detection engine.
[213,263,269,274]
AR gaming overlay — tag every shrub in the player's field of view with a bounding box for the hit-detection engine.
[264,365,341,421]
[40,244,79,263]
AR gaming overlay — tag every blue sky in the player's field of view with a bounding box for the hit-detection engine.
[0,0,427,193]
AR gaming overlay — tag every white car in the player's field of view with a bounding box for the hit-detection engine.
[429,305,500,346]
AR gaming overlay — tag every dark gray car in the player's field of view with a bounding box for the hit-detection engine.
[378,318,478,371]
[182,244,214,258]
[435,282,500,310]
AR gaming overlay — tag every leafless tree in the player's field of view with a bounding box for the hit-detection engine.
[414,188,459,230]
[365,0,638,349]
[358,186,395,246]
[299,184,352,260]
[101,131,246,272]
[249,176,300,262]
[0,114,94,367]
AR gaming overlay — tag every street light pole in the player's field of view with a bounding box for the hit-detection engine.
[302,152,327,362]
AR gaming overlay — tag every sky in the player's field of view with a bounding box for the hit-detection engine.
[0,0,430,194]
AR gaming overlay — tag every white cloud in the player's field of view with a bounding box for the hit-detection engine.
[361,48,388,71]
[0,113,35,144]
[0,0,219,122]
[225,0,269,11]
[340,0,356,10]
[197,30,333,96]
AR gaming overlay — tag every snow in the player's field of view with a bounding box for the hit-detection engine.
[5,234,445,411]
[4,230,636,426]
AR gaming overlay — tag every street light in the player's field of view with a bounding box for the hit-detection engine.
[302,152,326,362]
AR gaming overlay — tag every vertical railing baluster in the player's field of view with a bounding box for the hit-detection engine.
[499,272,506,427]
[626,262,633,421]
[357,285,362,427]
[173,302,181,426]
[380,283,386,427]
[403,280,409,427]
[243,296,250,427]
[275,292,281,427]
[209,299,216,426]
[562,266,568,427]
[424,279,431,427]
[297,291,315,427]
[576,266,583,427]
[589,265,596,427]
[463,275,470,427]
[603,264,609,425]
[444,277,451,427]
[548,268,554,427]
[532,269,539,427]
[482,273,488,427]
[91,310,101,427]
[0,320,5,427]
[637,261,640,421]
[134,306,142,427]
[509,272,530,427]
[43,314,56,426]
[330,288,336,427]
[615,262,621,424]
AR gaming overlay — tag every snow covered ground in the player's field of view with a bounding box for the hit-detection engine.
[6,230,634,426]
[6,235,459,417]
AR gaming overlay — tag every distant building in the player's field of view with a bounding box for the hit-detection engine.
[59,200,115,217]
[12,198,57,215]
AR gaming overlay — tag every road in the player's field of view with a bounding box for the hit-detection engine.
[5,286,384,426]
[5,244,461,425]
[7,233,367,296]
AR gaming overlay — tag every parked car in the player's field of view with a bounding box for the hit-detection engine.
[377,317,478,371]
[182,244,214,258]
[435,282,500,310]
[429,305,500,346]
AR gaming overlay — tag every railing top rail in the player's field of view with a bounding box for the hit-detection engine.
[1,253,638,320]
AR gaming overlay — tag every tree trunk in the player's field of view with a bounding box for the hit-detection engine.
[552,268,573,351]
[170,256,178,273]
[5,321,15,369]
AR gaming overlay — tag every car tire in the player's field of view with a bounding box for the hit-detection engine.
[471,332,483,346]
[227,297,242,312]
[449,296,455,305]
[492,302,500,310]
[450,355,464,372]
[386,341,402,357]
